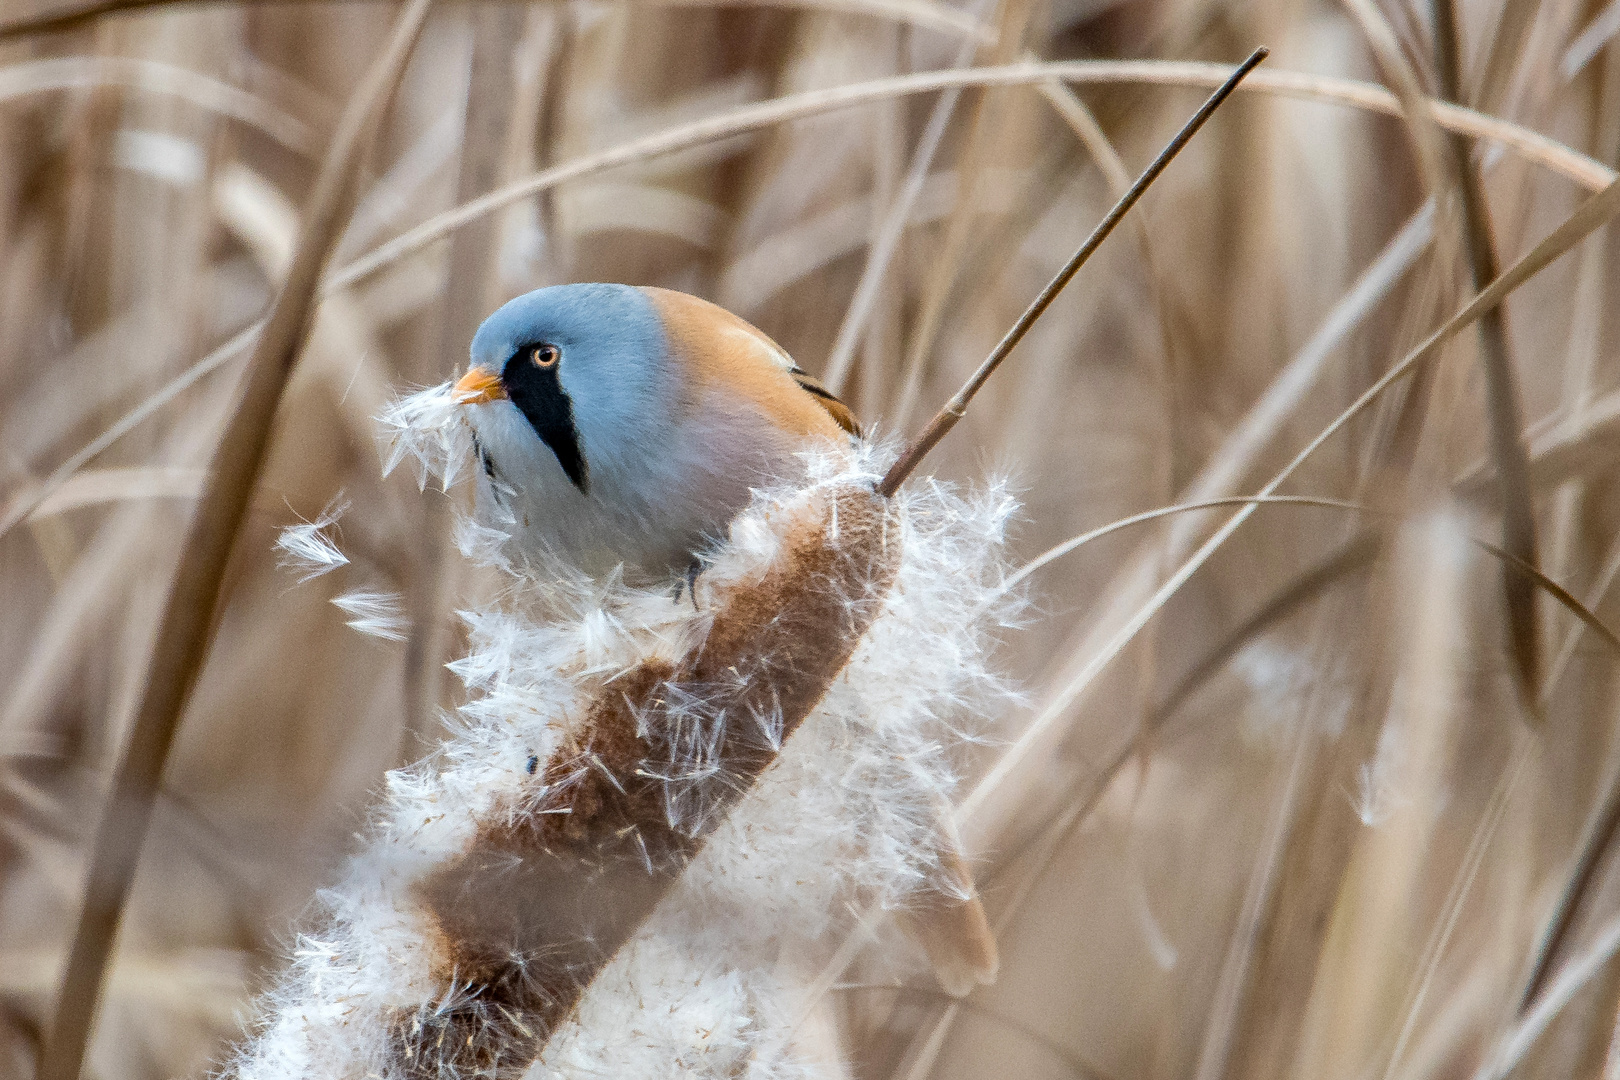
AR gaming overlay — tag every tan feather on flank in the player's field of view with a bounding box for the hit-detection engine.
[640,287,862,439]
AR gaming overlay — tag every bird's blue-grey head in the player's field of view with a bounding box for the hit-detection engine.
[458,283,670,494]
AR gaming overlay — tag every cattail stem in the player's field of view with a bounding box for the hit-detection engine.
[878,46,1268,499]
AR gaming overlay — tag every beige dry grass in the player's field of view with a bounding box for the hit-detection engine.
[6,1,1620,1078]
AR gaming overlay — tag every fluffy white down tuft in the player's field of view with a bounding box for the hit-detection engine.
[236,382,1022,1080]
[274,496,350,581]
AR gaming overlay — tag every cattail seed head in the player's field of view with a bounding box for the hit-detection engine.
[238,384,1020,1080]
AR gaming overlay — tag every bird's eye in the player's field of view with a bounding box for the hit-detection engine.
[531,344,560,368]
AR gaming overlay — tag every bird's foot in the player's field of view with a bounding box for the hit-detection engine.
[672,559,705,610]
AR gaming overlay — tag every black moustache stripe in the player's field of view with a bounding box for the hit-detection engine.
[502,348,589,494]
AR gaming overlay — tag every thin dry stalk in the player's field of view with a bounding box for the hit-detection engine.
[1433,0,1542,702]
[1547,534,1620,691]
[1382,734,1535,1080]
[878,48,1270,497]
[1455,384,1620,494]
[1479,541,1620,656]
[35,4,434,1078]
[1038,78,1131,196]
[0,56,316,154]
[992,495,1365,602]
[1490,544,1620,1014]
[1475,912,1620,1080]
[1565,2,1620,78]
[1190,703,1321,1080]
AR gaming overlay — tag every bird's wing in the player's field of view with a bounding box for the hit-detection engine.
[641,286,864,441]
[788,365,861,438]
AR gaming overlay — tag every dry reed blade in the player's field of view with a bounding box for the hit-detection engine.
[1434,0,1542,702]
[0,0,989,42]
[1290,515,1473,1080]
[821,13,984,394]
[1039,77,1131,196]
[1476,540,1620,658]
[1546,532,1620,693]
[1565,1,1620,79]
[1191,704,1322,1080]
[1339,0,1455,213]
[1484,385,1620,492]
[1381,733,1536,1080]
[330,61,1610,296]
[1482,538,1620,1013]
[959,174,1620,859]
[1151,532,1383,729]
[885,0,1033,432]
[1477,912,1620,1080]
[35,3,433,1078]
[0,56,317,153]
[989,496,1367,604]
[877,48,1270,497]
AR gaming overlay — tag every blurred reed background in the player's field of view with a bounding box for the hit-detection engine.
[4,0,1620,1077]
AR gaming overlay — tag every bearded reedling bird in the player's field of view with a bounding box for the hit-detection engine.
[452,282,858,582]
[451,281,998,997]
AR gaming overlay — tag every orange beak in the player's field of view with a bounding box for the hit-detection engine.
[453,365,506,404]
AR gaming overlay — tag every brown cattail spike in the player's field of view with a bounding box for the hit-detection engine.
[396,484,901,1077]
